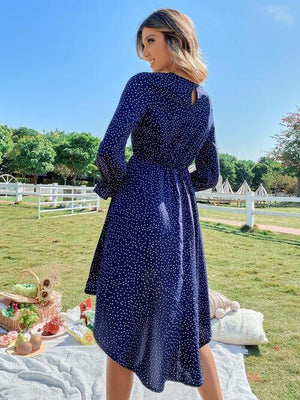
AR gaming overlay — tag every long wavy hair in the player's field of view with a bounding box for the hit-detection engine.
[136,8,208,85]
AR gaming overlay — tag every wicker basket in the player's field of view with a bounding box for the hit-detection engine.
[0,270,62,332]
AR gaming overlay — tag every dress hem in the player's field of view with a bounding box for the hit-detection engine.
[94,333,211,393]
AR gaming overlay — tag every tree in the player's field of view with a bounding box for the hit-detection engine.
[53,164,72,185]
[11,134,55,184]
[252,156,281,188]
[218,153,237,187]
[268,108,300,196]
[262,170,297,195]
[235,160,255,188]
[45,129,67,147]
[12,127,40,143]
[55,132,99,185]
[82,163,99,185]
[0,124,14,166]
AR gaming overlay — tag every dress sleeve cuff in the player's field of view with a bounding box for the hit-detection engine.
[93,178,116,200]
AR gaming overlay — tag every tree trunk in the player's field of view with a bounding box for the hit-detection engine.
[34,174,38,185]
[72,175,76,186]
[297,176,300,197]
[64,177,67,185]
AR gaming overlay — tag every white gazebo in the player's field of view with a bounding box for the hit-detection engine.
[215,175,224,193]
[219,177,234,205]
[255,183,268,196]
[236,180,251,195]
[255,183,269,207]
[235,180,252,207]
[222,177,234,194]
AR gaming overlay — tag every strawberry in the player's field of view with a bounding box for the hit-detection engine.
[42,322,50,336]
[48,320,59,335]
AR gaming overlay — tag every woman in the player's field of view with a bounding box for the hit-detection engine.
[84,8,223,400]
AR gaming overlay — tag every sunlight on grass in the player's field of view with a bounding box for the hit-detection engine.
[0,202,299,399]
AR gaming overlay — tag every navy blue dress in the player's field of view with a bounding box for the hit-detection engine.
[84,71,220,393]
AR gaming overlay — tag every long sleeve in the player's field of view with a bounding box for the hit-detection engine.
[190,96,220,192]
[93,73,149,200]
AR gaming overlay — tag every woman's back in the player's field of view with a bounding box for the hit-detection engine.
[84,71,220,393]
[131,72,213,168]
[93,71,219,200]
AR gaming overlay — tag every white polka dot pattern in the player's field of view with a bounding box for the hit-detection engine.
[84,71,220,393]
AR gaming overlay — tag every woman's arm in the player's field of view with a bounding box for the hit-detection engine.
[94,73,149,199]
[189,97,220,192]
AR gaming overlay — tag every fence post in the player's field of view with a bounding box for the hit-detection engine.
[246,191,255,228]
[37,186,41,219]
[71,188,74,215]
[48,183,58,206]
[81,185,87,209]
[15,182,23,202]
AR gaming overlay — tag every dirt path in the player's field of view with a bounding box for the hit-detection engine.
[200,217,300,236]
[1,200,299,235]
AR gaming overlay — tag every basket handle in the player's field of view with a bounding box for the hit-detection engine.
[17,270,42,298]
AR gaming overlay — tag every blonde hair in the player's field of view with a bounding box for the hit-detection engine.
[136,8,208,85]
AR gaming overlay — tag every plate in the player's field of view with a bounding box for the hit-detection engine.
[6,340,46,357]
[30,321,67,340]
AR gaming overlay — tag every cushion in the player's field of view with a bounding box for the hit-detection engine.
[209,288,232,319]
[211,308,268,345]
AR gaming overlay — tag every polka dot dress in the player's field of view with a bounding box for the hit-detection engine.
[84,72,220,393]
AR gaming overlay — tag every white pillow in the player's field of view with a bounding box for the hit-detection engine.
[211,308,268,345]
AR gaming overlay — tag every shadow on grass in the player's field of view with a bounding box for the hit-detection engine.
[3,202,300,248]
[200,221,300,247]
[245,345,262,357]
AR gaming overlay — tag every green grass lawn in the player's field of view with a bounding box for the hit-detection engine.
[0,201,299,400]
[197,204,300,230]
[2,194,299,228]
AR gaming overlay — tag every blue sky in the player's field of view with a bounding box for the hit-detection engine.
[0,0,299,162]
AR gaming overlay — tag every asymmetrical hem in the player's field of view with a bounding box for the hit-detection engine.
[94,333,213,393]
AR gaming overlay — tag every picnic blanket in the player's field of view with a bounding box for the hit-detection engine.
[0,306,259,400]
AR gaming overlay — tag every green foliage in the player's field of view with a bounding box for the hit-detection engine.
[269,108,300,177]
[12,127,40,143]
[10,134,55,182]
[81,162,98,183]
[53,164,73,185]
[55,132,99,184]
[45,129,68,147]
[235,159,255,187]
[0,124,14,165]
[262,171,297,194]
[219,153,238,184]
[267,108,300,196]
[125,146,133,162]
[1,118,299,194]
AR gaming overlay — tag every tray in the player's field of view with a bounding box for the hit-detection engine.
[5,340,46,357]
[30,321,67,340]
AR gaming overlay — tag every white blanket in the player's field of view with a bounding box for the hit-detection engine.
[0,307,258,400]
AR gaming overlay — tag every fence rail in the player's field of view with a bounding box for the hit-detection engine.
[1,183,299,226]
[195,191,300,228]
[0,182,100,218]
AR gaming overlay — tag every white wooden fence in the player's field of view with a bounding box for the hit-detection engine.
[0,183,299,226]
[0,182,99,218]
[195,191,300,228]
